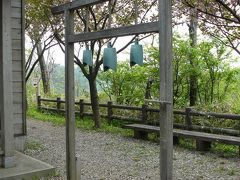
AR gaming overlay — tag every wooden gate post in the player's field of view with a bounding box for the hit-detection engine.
[159,0,173,179]
[65,9,77,180]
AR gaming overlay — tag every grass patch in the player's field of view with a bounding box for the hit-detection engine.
[27,106,65,126]
[176,137,238,157]
[178,137,195,150]
[211,143,239,158]
[25,140,44,151]
[227,169,236,176]
[27,106,133,137]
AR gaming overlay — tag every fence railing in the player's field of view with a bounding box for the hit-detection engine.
[37,96,240,136]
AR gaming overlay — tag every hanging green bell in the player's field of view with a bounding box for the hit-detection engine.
[103,42,117,71]
[83,45,93,66]
[130,39,143,66]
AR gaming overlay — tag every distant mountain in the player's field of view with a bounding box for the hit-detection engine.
[50,64,89,95]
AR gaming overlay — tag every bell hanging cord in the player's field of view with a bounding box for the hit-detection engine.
[85,6,90,47]
[107,0,113,45]
[134,0,139,39]
[83,6,93,67]
[108,0,113,29]
[134,0,142,41]
[134,0,138,25]
[103,0,117,71]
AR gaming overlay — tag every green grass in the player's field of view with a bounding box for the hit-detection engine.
[27,106,133,137]
[227,169,236,176]
[25,140,44,151]
[178,138,195,150]
[27,107,66,126]
[211,143,239,158]
[177,137,239,157]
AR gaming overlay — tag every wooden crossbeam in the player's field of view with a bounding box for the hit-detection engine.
[51,0,109,15]
[68,21,159,43]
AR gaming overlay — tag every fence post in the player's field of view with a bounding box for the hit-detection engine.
[185,107,192,130]
[142,104,148,124]
[57,97,61,112]
[79,99,84,119]
[107,101,113,124]
[37,95,41,110]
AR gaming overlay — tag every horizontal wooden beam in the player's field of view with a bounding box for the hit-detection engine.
[68,21,159,43]
[51,0,109,15]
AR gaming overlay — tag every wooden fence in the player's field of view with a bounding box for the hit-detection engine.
[37,96,240,136]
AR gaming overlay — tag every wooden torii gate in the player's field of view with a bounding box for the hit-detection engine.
[51,0,173,179]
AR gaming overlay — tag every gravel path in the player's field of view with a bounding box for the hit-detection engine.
[25,119,240,180]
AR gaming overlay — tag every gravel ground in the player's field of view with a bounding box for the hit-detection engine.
[25,119,240,180]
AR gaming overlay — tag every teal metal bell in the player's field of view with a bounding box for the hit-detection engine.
[130,39,143,66]
[83,46,93,66]
[103,42,117,71]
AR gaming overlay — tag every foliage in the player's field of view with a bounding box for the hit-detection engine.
[98,62,151,105]
[98,35,240,111]
[149,36,239,109]
[25,0,63,96]
[176,0,240,55]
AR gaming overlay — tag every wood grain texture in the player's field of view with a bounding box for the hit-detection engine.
[51,0,109,15]
[11,0,21,8]
[69,22,159,42]
[123,124,240,146]
[65,9,77,180]
[159,0,173,179]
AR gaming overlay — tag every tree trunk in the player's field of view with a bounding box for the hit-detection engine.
[89,76,101,128]
[37,42,50,94]
[189,8,198,106]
